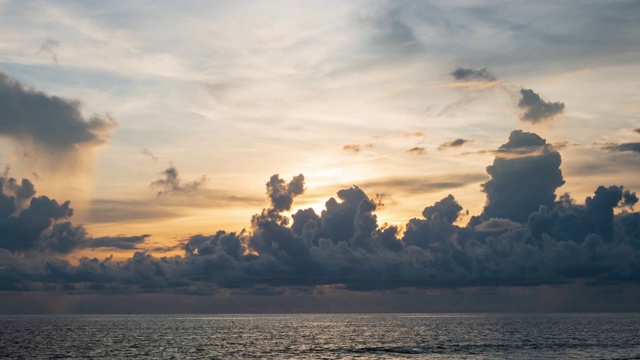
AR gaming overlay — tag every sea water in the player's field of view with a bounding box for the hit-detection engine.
[1,313,639,359]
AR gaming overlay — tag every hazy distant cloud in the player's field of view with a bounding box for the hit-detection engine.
[473,217,521,232]
[151,166,207,196]
[82,234,150,250]
[451,67,496,82]
[343,144,373,153]
[604,142,640,154]
[36,39,59,64]
[374,132,426,140]
[89,199,181,223]
[438,138,470,151]
[369,6,419,54]
[634,128,640,135]
[403,131,426,138]
[359,173,487,194]
[0,72,116,152]
[518,88,565,123]
[89,193,265,224]
[141,148,158,161]
[406,147,426,155]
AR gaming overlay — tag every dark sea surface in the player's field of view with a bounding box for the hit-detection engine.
[1,313,639,359]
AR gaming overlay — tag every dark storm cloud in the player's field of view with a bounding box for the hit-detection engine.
[481,130,565,222]
[603,142,640,154]
[151,166,207,196]
[406,147,426,155]
[0,72,116,151]
[451,67,496,82]
[2,130,640,295]
[518,89,565,123]
[438,138,470,151]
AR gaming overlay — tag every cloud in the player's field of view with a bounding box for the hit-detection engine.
[0,173,148,254]
[402,131,426,138]
[141,148,158,162]
[88,193,265,224]
[343,144,373,153]
[634,129,640,135]
[368,6,419,54]
[603,142,640,154]
[451,67,496,82]
[1,131,640,297]
[265,174,305,213]
[357,173,487,195]
[0,72,116,152]
[421,194,464,224]
[151,165,207,196]
[36,39,60,64]
[437,138,470,151]
[518,88,565,123]
[481,130,565,222]
[82,234,150,250]
[406,147,426,155]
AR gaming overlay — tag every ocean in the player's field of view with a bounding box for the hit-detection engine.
[1,313,639,359]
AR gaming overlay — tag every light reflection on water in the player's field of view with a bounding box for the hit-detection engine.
[1,313,639,359]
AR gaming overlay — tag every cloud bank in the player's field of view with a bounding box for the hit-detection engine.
[604,142,640,154]
[0,130,639,295]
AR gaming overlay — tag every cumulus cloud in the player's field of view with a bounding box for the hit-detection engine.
[266,174,305,212]
[151,165,207,196]
[451,67,496,82]
[0,72,116,152]
[518,88,565,123]
[438,138,470,151]
[421,194,464,224]
[481,130,565,222]
[0,173,149,254]
[2,130,640,296]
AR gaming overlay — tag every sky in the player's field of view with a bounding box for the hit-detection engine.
[0,0,640,313]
